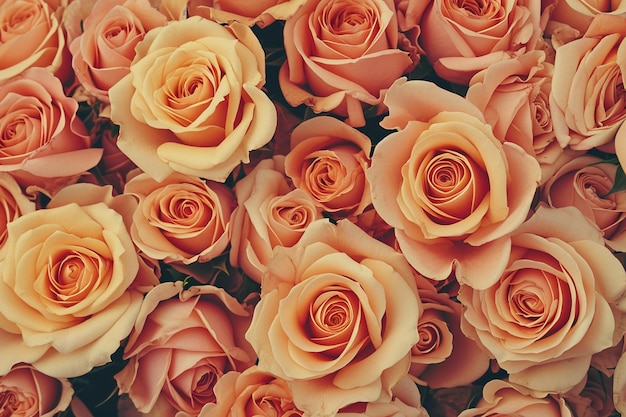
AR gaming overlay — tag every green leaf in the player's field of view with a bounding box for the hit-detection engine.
[603,163,626,196]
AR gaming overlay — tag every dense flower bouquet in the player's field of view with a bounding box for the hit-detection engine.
[0,0,625,416]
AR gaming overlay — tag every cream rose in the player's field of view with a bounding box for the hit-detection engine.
[124,171,235,267]
[550,14,626,152]
[109,16,277,182]
[541,155,626,252]
[69,0,168,103]
[0,363,74,417]
[285,116,373,219]
[0,183,158,378]
[245,219,421,417]
[189,0,307,27]
[0,67,102,194]
[458,379,575,417]
[418,0,543,85]
[367,78,541,289]
[279,0,413,127]
[229,156,323,283]
[115,281,256,415]
[458,206,626,393]
[0,0,67,82]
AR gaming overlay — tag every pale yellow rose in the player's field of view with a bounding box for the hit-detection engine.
[459,206,626,393]
[0,183,158,377]
[109,16,277,182]
[246,219,421,417]
[368,78,541,289]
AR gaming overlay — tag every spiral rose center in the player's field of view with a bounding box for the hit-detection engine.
[0,390,19,417]
[47,250,108,304]
[311,290,356,336]
[416,322,442,354]
[1,2,43,41]
[451,0,504,18]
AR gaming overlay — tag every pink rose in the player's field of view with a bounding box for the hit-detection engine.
[410,274,490,388]
[367,78,541,289]
[458,206,626,393]
[0,0,68,82]
[458,380,575,417]
[285,116,373,219]
[189,0,307,27]
[550,14,626,152]
[0,183,158,377]
[0,363,74,417]
[279,0,414,127]
[0,173,35,258]
[124,171,235,267]
[245,219,421,417]
[69,0,168,103]
[541,155,626,251]
[0,67,102,194]
[467,50,562,183]
[109,16,277,182]
[419,0,543,85]
[194,366,303,417]
[229,156,323,283]
[115,281,256,415]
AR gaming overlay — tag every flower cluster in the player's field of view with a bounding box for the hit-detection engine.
[0,0,625,417]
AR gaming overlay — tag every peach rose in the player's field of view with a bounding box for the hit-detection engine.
[458,206,626,393]
[245,219,421,417]
[0,182,158,378]
[418,0,543,85]
[367,78,541,289]
[410,274,490,388]
[279,0,413,127]
[285,116,373,219]
[69,0,168,103]
[189,0,307,27]
[0,173,35,258]
[458,380,575,417]
[565,367,615,417]
[109,16,277,182]
[0,67,102,194]
[229,156,323,283]
[0,0,68,82]
[115,281,256,415]
[124,171,235,267]
[565,0,626,16]
[194,366,303,417]
[550,14,626,152]
[0,363,74,417]
[467,50,562,183]
[541,155,626,252]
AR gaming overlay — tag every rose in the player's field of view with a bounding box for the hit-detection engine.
[466,50,562,182]
[0,173,35,259]
[410,274,490,388]
[458,380,575,417]
[278,0,413,127]
[229,156,323,283]
[0,67,102,194]
[69,0,168,103]
[541,155,626,252]
[193,367,303,417]
[418,0,543,85]
[0,0,68,82]
[124,171,235,267]
[367,78,541,289]
[284,116,373,218]
[189,0,308,27]
[564,0,626,16]
[0,363,74,417]
[245,219,421,417]
[115,281,256,415]
[0,182,158,378]
[109,16,277,182]
[550,14,626,152]
[458,206,626,393]
[564,367,615,417]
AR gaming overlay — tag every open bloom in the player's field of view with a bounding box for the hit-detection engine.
[279,0,413,126]
[368,78,541,289]
[109,16,277,182]
[458,206,626,393]
[246,219,421,417]
[0,183,157,378]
